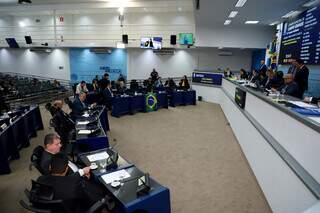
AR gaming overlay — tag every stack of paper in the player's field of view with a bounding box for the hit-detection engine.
[78,129,91,134]
[87,151,109,162]
[101,169,131,184]
[77,121,90,125]
[288,101,318,109]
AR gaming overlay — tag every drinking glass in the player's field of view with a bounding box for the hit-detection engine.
[99,159,107,173]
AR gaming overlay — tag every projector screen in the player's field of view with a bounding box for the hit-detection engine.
[140,37,153,49]
[152,37,162,50]
[179,33,194,45]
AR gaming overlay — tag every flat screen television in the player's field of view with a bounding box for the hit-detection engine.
[152,37,162,50]
[140,37,153,49]
[179,33,193,45]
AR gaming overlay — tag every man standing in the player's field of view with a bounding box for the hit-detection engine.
[258,59,268,76]
[293,58,309,99]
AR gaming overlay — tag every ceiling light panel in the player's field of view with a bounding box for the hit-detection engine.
[224,20,231,25]
[228,11,238,18]
[235,0,247,7]
[245,20,259,24]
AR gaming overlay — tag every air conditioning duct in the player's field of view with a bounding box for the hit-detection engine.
[29,47,52,53]
[218,51,233,56]
[153,48,175,55]
[90,48,112,54]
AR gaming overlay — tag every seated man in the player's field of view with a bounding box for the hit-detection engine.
[40,133,90,176]
[75,81,89,95]
[71,92,96,119]
[239,69,248,80]
[272,74,300,99]
[37,153,108,212]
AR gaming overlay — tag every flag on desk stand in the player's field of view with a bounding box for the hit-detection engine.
[145,93,157,112]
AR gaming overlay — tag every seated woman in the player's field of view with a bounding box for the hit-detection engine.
[179,75,190,90]
[91,79,99,93]
[248,69,259,83]
[165,78,177,92]
[239,69,248,80]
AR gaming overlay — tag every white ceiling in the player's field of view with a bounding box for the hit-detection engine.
[196,0,309,26]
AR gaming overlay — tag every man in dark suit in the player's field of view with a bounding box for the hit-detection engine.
[40,133,91,176]
[71,92,96,119]
[293,58,309,99]
[101,80,114,110]
[273,74,300,99]
[99,73,110,90]
[37,153,108,212]
[258,60,268,76]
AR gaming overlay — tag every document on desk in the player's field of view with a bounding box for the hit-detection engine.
[78,129,91,134]
[101,169,131,184]
[77,121,90,125]
[288,101,318,109]
[87,151,109,162]
[308,116,320,124]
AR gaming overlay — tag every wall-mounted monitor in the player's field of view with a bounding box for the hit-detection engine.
[140,37,153,49]
[179,33,193,45]
[152,37,162,50]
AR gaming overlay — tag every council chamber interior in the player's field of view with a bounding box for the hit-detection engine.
[0,0,320,213]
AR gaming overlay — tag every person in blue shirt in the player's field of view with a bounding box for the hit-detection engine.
[272,74,300,99]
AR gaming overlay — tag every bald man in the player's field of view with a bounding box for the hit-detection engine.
[272,74,300,99]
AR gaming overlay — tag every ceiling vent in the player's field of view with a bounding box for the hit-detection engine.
[218,50,233,56]
[29,47,52,53]
[153,48,175,55]
[90,48,112,54]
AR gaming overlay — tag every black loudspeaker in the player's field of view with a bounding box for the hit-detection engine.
[5,38,20,48]
[170,35,176,45]
[122,34,128,44]
[25,36,32,44]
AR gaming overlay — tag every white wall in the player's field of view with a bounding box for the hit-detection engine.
[0,48,70,80]
[127,47,253,80]
[0,11,195,48]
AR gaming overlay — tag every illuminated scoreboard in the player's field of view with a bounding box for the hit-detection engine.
[279,6,320,65]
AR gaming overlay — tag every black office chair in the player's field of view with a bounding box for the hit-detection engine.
[30,145,46,175]
[20,180,114,213]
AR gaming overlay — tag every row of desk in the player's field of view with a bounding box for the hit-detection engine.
[112,90,196,117]
[74,108,171,213]
[79,149,171,213]
[192,77,320,213]
[0,106,43,175]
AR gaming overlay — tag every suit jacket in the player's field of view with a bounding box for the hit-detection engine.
[71,97,88,118]
[40,150,53,175]
[311,97,320,104]
[101,88,113,108]
[280,82,300,99]
[294,65,309,98]
[259,64,267,76]
[37,173,100,212]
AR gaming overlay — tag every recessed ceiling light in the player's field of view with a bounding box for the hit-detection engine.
[303,0,320,7]
[245,20,259,24]
[224,20,231,25]
[19,21,26,27]
[235,0,247,7]
[282,10,301,18]
[143,8,147,12]
[228,11,238,18]
[178,7,182,12]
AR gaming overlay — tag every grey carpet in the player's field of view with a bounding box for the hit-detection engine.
[0,102,272,213]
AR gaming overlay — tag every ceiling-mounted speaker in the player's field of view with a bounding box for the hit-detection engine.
[25,36,32,44]
[122,34,128,44]
[18,0,32,4]
[5,38,20,48]
[195,0,200,10]
[170,35,176,45]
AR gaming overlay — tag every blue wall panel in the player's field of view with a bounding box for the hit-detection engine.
[70,48,127,83]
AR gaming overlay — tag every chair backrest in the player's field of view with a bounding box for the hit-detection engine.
[30,146,45,175]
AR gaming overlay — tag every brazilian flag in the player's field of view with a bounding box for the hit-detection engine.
[145,93,157,112]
